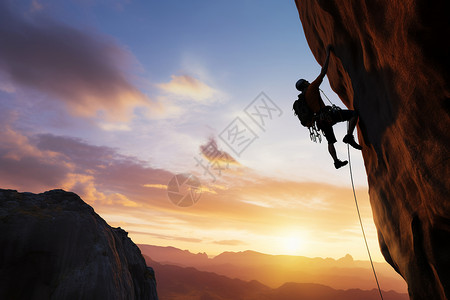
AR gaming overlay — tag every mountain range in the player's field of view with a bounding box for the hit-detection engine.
[144,255,408,300]
[138,244,407,293]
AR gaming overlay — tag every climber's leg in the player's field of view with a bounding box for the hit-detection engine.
[328,143,348,169]
[347,113,358,135]
[339,110,362,150]
[328,143,338,161]
[320,123,348,169]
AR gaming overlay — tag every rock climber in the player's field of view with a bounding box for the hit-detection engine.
[293,45,362,169]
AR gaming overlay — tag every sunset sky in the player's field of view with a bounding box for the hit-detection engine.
[0,0,383,261]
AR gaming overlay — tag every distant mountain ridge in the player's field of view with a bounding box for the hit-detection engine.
[144,255,408,300]
[139,244,209,266]
[138,244,407,293]
[139,244,360,267]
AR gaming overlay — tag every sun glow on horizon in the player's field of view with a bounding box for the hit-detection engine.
[276,231,308,256]
[283,235,303,255]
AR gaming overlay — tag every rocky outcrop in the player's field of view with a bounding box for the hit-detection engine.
[0,189,158,300]
[295,1,450,299]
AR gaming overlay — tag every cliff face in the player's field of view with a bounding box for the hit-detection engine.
[0,189,158,300]
[295,1,450,299]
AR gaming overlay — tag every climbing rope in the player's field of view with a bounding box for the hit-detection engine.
[347,143,384,300]
[320,88,384,299]
[319,88,335,106]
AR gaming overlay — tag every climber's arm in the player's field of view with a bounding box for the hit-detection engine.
[314,45,333,84]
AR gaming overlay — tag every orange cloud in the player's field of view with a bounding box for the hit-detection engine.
[0,116,173,209]
[0,115,72,191]
[213,240,247,246]
[143,184,168,189]
[158,75,218,102]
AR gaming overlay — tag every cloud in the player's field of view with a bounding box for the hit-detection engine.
[158,75,218,103]
[199,137,239,165]
[32,134,174,197]
[128,231,203,243]
[0,115,173,208]
[0,1,157,122]
[143,184,168,189]
[213,240,247,246]
[240,199,273,208]
[98,122,131,132]
[0,126,72,191]
[30,0,43,12]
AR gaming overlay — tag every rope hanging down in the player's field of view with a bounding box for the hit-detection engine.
[319,88,384,300]
[347,143,384,300]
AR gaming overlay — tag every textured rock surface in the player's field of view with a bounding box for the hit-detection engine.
[295,1,450,299]
[0,189,158,300]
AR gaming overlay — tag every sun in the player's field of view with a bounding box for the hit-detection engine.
[283,235,302,255]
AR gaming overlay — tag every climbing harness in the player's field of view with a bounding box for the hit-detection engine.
[318,105,341,123]
[319,88,343,120]
[347,128,384,300]
[306,89,333,143]
[308,88,341,144]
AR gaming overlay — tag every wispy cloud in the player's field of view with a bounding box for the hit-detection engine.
[0,116,173,208]
[98,122,132,132]
[158,74,219,103]
[213,239,247,246]
[0,112,71,191]
[128,231,203,243]
[30,0,43,12]
[143,184,168,190]
[0,1,158,122]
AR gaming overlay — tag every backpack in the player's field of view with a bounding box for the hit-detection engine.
[293,93,322,143]
[293,93,315,127]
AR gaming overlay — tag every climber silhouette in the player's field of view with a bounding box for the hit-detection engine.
[294,45,362,169]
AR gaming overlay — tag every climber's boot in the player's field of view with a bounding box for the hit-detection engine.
[343,134,362,150]
[334,159,348,169]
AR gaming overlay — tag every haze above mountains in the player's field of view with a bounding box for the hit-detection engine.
[149,259,408,300]
[139,244,407,294]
